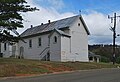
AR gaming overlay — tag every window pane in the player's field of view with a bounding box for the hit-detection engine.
[29,39,32,48]
[4,43,6,51]
[54,36,57,43]
[38,38,41,46]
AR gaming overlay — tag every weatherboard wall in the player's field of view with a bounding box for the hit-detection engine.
[18,34,49,60]
[61,36,71,62]
[1,43,12,58]
[50,32,61,61]
[69,17,89,62]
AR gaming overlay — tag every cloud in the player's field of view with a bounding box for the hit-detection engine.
[47,0,65,10]
[29,0,64,10]
[83,11,120,44]
[83,11,110,35]
[18,0,75,34]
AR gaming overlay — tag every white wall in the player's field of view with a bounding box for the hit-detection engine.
[12,43,19,58]
[18,34,49,60]
[50,32,61,61]
[61,36,71,62]
[19,32,62,61]
[69,17,89,62]
[1,43,12,58]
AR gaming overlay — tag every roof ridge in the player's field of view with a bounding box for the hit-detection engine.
[50,15,79,24]
[30,15,79,28]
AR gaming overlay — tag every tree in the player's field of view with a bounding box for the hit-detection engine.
[101,56,110,63]
[116,56,120,64]
[89,44,120,62]
[0,0,38,42]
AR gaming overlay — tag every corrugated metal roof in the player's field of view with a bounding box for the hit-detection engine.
[20,15,90,37]
[89,52,101,58]
[20,15,78,37]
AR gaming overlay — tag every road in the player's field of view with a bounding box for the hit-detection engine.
[0,68,120,82]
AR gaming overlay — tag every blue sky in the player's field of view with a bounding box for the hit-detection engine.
[67,0,120,14]
[21,0,120,45]
[34,0,120,14]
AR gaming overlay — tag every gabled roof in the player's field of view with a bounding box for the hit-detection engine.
[48,28,71,38]
[89,51,101,58]
[20,15,90,38]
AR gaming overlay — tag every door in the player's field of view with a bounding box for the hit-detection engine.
[20,46,24,58]
[47,52,50,61]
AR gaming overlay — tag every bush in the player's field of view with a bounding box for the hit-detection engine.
[116,56,120,64]
[101,56,110,63]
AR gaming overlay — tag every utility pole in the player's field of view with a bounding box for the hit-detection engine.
[108,13,120,64]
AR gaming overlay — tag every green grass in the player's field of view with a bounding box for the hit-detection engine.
[0,58,119,77]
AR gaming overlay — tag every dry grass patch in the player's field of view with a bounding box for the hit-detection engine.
[0,58,119,77]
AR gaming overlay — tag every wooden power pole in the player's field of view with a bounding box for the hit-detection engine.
[108,13,120,64]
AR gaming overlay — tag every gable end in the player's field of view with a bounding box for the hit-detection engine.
[79,16,90,35]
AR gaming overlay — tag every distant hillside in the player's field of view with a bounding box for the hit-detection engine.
[89,44,120,61]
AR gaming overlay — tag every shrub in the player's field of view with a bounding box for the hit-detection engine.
[101,56,110,63]
[116,56,120,64]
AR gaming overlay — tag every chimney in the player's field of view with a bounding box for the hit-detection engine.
[48,20,50,24]
[41,23,43,25]
[31,25,33,28]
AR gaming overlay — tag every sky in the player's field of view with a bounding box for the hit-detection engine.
[18,0,120,45]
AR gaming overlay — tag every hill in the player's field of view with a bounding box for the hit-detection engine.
[89,44,120,62]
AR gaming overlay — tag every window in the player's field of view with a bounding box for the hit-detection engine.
[4,43,6,51]
[29,39,32,48]
[54,36,57,43]
[78,23,80,26]
[38,37,41,46]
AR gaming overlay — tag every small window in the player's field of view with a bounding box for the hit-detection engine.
[29,39,32,48]
[4,43,7,51]
[38,37,41,46]
[54,36,57,43]
[78,23,80,26]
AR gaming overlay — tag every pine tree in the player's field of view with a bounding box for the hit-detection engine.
[0,0,38,42]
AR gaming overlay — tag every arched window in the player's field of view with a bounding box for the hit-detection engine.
[54,36,57,43]
[78,23,80,26]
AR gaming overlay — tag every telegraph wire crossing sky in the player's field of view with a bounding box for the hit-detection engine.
[18,0,120,45]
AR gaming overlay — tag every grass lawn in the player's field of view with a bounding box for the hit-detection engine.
[0,58,119,77]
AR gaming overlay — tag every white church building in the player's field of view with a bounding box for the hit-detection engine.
[0,15,90,62]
